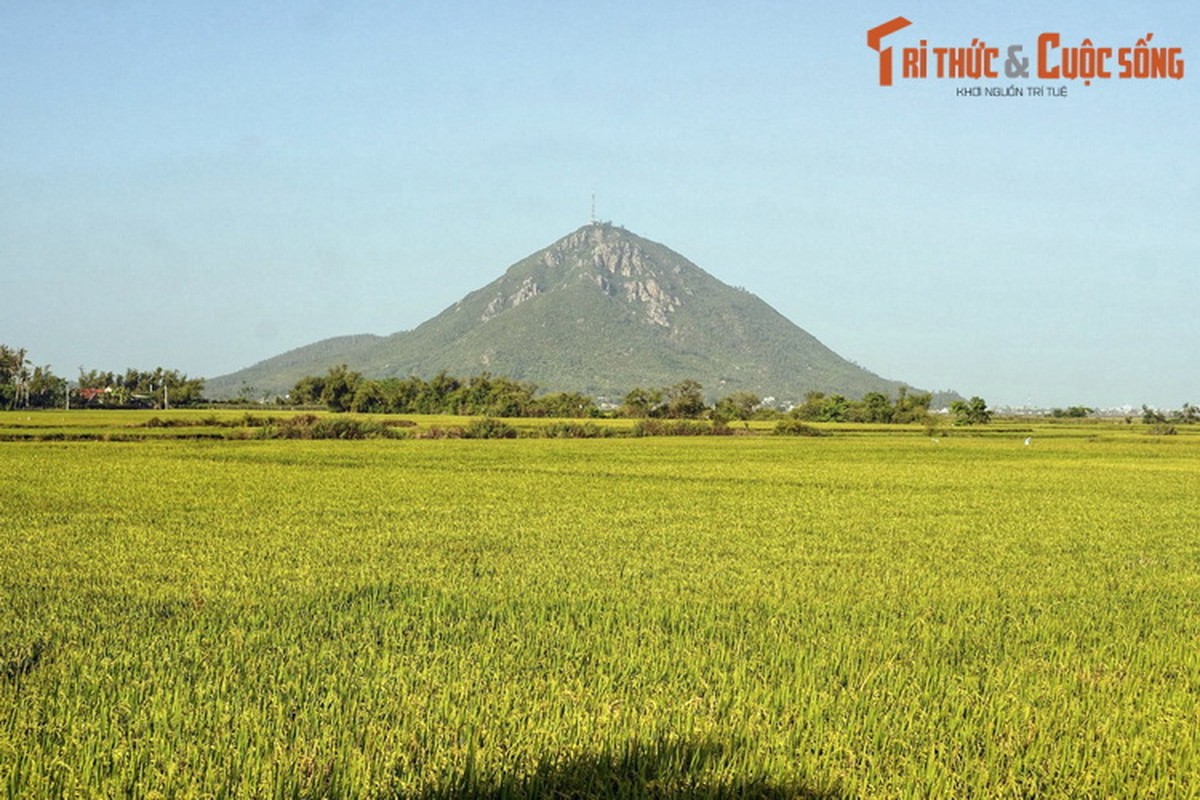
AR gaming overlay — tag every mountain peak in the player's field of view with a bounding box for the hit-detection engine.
[207,224,912,402]
[509,223,685,328]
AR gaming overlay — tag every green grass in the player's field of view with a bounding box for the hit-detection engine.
[1,419,1198,797]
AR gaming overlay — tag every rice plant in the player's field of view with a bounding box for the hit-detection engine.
[1,423,1198,797]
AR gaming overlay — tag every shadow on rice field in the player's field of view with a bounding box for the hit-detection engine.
[414,736,843,800]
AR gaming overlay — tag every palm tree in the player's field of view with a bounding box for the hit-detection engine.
[14,348,30,408]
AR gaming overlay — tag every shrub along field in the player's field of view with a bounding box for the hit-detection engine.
[1,412,1198,797]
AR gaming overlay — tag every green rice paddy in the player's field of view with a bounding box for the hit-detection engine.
[2,411,1198,797]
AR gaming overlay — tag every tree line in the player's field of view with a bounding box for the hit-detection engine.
[290,367,598,417]
[77,368,206,408]
[288,366,981,425]
[290,368,784,420]
[1,344,204,410]
[0,345,62,409]
[785,388,937,424]
[1142,404,1198,425]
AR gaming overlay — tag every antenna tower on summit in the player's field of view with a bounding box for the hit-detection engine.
[590,193,598,224]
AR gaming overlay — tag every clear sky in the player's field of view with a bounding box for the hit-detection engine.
[2,1,1196,408]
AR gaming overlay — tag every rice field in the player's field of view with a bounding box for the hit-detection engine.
[1,412,1198,797]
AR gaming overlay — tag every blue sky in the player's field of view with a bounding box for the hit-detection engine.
[2,1,1196,408]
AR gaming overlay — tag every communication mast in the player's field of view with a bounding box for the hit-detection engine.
[590,193,598,224]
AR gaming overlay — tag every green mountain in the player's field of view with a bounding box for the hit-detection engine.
[206,223,912,402]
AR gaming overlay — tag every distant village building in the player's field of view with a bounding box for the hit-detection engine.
[79,387,111,403]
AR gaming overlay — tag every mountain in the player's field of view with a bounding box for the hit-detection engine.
[206,223,912,402]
